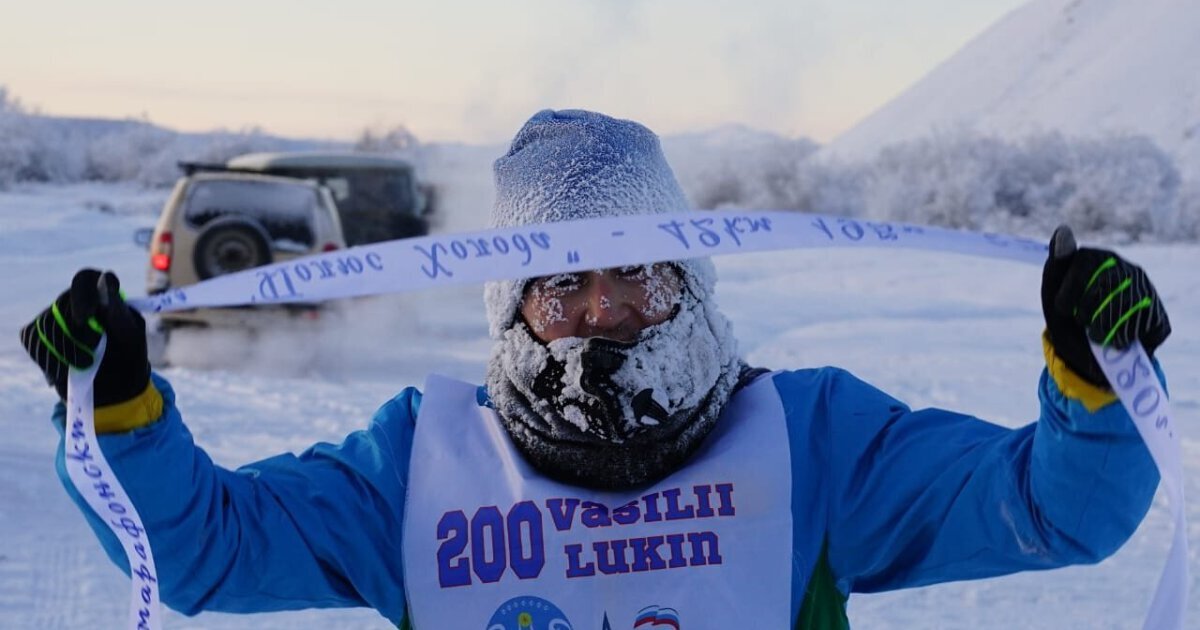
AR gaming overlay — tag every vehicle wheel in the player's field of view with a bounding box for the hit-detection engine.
[193,218,272,280]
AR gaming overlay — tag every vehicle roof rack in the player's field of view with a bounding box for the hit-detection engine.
[177,161,248,176]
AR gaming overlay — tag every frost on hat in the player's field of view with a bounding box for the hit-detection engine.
[484,109,717,338]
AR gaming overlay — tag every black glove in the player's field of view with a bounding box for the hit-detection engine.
[19,269,151,407]
[1041,226,1171,388]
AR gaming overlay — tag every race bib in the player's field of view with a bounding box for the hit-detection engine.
[403,374,793,629]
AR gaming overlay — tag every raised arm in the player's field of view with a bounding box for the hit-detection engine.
[21,269,418,624]
[818,227,1171,593]
[811,362,1160,593]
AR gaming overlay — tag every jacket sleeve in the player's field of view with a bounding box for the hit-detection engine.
[52,373,419,624]
[806,364,1161,595]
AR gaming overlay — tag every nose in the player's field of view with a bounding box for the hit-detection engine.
[580,272,635,338]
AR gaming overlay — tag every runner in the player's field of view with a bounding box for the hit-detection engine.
[21,109,1171,628]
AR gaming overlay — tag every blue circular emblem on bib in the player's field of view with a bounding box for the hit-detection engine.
[486,596,574,630]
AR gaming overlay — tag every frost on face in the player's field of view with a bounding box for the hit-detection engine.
[522,275,576,333]
[560,404,591,433]
[639,264,683,318]
[524,293,564,334]
[521,266,682,333]
[483,109,703,341]
[604,304,722,435]
[494,283,737,441]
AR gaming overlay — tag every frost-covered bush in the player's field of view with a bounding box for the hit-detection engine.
[0,116,327,189]
[0,113,36,188]
[0,113,88,188]
[123,128,307,187]
[1052,135,1181,241]
[854,131,1185,242]
[82,125,312,186]
[0,87,331,188]
[765,157,868,217]
[664,128,819,211]
[865,134,1014,229]
[1173,180,1200,240]
[676,127,1193,242]
[354,124,419,153]
[84,123,175,183]
[0,86,24,114]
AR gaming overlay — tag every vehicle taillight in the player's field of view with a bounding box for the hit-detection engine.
[152,231,173,271]
[322,242,339,252]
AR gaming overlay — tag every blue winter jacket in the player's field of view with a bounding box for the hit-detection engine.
[53,366,1159,626]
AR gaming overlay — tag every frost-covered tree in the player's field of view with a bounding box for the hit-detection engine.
[843,131,1185,242]
[84,123,174,182]
[128,127,296,186]
[354,124,419,153]
[669,127,1190,242]
[0,85,24,113]
[1052,134,1180,241]
[0,104,86,187]
[665,129,819,211]
[0,87,328,189]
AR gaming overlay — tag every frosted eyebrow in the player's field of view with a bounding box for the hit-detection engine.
[530,272,584,291]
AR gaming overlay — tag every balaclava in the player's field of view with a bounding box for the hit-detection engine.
[484,109,743,490]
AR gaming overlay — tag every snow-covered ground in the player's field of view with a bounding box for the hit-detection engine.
[1,181,1197,629]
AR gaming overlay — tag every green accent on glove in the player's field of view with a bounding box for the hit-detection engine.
[1103,296,1154,346]
[34,316,74,368]
[50,301,98,362]
[1090,277,1132,324]
[1084,256,1117,291]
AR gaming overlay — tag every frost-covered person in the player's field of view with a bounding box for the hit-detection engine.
[21,110,1172,629]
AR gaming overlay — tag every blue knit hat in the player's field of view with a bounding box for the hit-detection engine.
[484,109,717,338]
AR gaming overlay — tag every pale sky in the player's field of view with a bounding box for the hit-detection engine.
[0,0,1028,144]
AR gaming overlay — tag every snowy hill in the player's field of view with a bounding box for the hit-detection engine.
[824,0,1200,177]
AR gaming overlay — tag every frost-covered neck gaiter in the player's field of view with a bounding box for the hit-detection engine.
[486,291,742,489]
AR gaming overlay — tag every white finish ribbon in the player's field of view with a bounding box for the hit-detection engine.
[126,211,1050,313]
[65,337,161,630]
[70,210,1180,629]
[1094,342,1187,630]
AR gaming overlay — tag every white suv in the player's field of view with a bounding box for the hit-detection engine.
[203,151,433,246]
[143,171,346,331]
